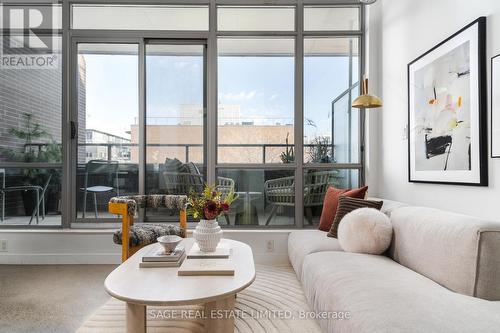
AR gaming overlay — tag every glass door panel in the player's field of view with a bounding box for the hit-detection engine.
[145,43,206,220]
[304,38,360,164]
[75,43,139,221]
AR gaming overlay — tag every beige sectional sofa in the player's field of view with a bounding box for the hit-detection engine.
[288,199,500,332]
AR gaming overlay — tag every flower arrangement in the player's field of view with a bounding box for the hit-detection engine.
[187,185,237,220]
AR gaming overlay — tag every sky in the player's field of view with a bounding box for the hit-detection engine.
[83,52,358,143]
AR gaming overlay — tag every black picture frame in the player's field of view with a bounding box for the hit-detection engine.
[492,53,500,158]
[407,17,488,186]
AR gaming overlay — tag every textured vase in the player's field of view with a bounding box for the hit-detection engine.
[193,219,223,252]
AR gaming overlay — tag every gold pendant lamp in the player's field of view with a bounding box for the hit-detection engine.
[352,77,383,109]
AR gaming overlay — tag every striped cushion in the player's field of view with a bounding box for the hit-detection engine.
[327,196,383,238]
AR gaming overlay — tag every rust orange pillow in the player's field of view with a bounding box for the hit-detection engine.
[318,186,368,232]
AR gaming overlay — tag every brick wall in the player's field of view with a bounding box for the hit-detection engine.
[0,37,86,217]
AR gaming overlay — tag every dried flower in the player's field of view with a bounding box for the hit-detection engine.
[204,201,219,220]
[187,184,237,220]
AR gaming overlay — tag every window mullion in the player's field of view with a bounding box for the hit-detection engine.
[295,1,304,229]
[207,0,217,185]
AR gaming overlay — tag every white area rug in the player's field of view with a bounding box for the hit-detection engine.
[77,265,322,333]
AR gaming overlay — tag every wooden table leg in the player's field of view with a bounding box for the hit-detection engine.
[204,294,236,333]
[126,302,146,333]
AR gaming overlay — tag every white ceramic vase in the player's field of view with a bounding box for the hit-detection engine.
[193,219,223,252]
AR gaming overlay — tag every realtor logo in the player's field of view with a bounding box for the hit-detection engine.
[0,4,58,69]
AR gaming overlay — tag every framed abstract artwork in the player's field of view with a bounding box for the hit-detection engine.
[492,54,500,157]
[408,17,487,186]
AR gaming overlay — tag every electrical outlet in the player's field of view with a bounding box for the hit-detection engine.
[266,240,274,252]
[0,240,7,252]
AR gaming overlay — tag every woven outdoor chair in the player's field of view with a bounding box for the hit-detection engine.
[264,170,342,225]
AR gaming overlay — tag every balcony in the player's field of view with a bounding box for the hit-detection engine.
[1,141,354,227]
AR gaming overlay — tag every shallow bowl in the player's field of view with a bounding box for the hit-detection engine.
[157,235,182,253]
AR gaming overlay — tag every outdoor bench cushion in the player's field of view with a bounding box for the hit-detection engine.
[113,223,184,247]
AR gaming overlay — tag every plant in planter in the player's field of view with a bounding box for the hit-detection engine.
[188,185,237,252]
[307,136,334,163]
[279,132,294,164]
[0,113,62,216]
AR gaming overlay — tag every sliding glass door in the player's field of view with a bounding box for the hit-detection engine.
[145,42,207,221]
[74,43,139,222]
[72,40,206,223]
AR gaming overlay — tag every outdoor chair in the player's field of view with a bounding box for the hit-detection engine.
[217,176,235,225]
[162,171,235,224]
[0,168,52,224]
[163,171,204,195]
[264,170,342,225]
[81,160,119,218]
[109,195,188,262]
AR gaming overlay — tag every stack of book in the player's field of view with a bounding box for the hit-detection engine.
[186,242,230,259]
[178,242,235,276]
[140,245,186,268]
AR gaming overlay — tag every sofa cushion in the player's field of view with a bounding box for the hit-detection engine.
[301,251,500,333]
[338,208,392,255]
[368,197,408,217]
[318,186,369,232]
[389,206,500,300]
[328,197,383,238]
[288,230,342,280]
[318,187,349,231]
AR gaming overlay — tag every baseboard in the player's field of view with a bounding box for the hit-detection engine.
[0,253,121,265]
[0,252,289,265]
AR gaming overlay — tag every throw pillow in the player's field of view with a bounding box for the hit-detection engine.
[318,185,369,232]
[338,208,393,255]
[327,196,383,238]
[164,158,187,173]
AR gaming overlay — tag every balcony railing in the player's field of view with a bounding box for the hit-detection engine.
[16,138,339,165]
[73,142,334,164]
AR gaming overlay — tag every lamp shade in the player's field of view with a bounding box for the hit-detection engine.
[352,78,382,109]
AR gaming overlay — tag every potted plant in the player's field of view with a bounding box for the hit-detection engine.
[279,132,294,164]
[0,113,62,216]
[188,185,237,252]
[265,132,294,190]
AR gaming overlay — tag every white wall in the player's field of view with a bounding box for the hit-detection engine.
[0,230,291,265]
[370,0,500,221]
[364,3,383,195]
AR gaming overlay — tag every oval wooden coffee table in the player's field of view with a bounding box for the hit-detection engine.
[105,238,256,333]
